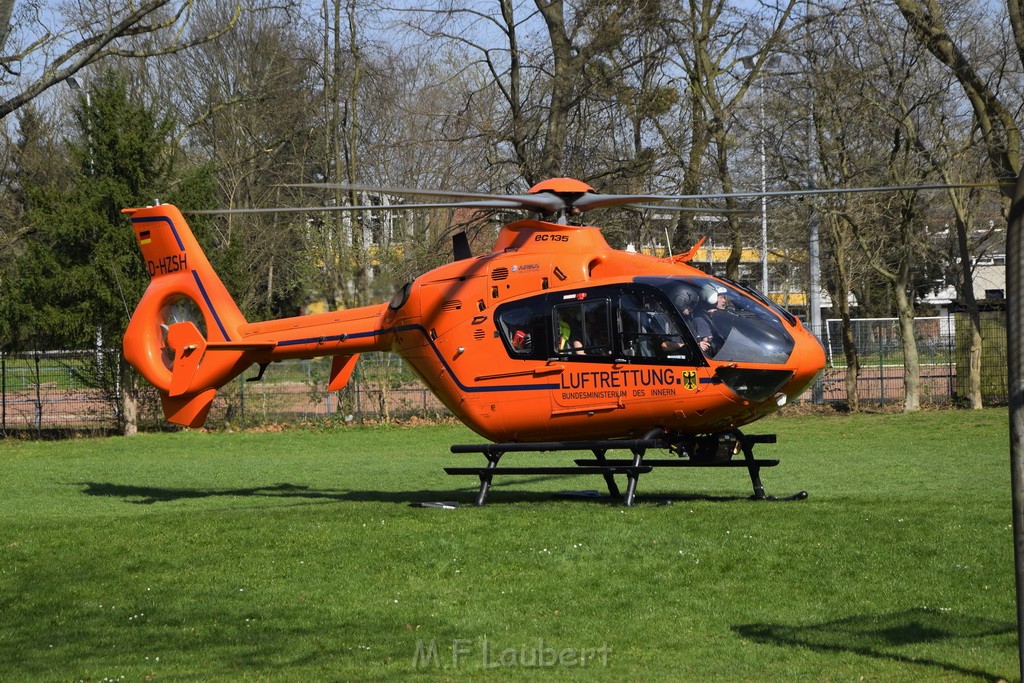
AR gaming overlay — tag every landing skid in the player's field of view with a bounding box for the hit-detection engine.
[444,431,806,506]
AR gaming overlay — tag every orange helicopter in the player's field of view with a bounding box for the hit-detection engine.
[122,177,828,505]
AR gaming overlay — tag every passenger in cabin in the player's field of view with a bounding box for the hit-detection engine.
[581,306,612,356]
[511,329,531,352]
[557,312,584,354]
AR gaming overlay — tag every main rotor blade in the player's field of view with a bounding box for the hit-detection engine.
[571,193,671,212]
[186,200,535,216]
[285,183,566,213]
[658,182,1000,203]
[567,183,986,213]
[627,204,754,214]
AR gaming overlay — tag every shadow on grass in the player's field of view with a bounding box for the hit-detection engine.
[77,481,469,505]
[77,475,762,507]
[733,608,1013,681]
[77,480,578,506]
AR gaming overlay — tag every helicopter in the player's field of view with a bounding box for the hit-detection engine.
[122,177,832,505]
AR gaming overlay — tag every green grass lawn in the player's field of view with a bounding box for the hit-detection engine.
[0,410,1017,681]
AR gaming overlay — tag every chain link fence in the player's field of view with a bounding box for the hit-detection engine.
[212,353,451,429]
[1,350,116,433]
[818,311,1007,406]
[1,310,1008,435]
[0,351,450,436]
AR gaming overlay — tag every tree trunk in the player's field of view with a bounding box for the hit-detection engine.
[824,276,860,412]
[119,357,138,436]
[843,323,860,412]
[534,0,577,180]
[952,206,985,408]
[825,216,860,411]
[344,0,368,307]
[967,316,983,408]
[894,285,920,412]
[671,90,710,249]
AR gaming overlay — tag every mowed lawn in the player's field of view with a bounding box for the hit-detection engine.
[0,409,1017,681]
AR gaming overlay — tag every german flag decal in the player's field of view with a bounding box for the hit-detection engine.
[138,229,152,245]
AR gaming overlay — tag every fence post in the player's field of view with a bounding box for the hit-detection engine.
[240,373,246,431]
[355,362,363,423]
[1,349,5,435]
[879,335,885,408]
[33,351,42,431]
[946,309,955,400]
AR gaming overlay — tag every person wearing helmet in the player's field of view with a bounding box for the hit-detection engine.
[700,283,728,311]
[675,288,716,355]
[700,283,734,354]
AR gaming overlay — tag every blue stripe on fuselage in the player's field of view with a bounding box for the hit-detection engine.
[277,324,558,393]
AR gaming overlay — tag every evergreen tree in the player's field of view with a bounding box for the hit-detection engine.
[17,68,214,433]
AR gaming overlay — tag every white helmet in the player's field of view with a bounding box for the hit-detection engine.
[700,283,720,305]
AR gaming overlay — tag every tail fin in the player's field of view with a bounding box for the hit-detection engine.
[123,204,253,427]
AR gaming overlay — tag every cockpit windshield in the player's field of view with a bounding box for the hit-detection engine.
[636,276,796,365]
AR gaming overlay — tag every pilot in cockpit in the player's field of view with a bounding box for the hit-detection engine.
[675,289,717,355]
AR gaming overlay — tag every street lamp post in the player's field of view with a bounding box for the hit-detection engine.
[65,76,103,380]
[759,95,769,295]
[741,54,779,296]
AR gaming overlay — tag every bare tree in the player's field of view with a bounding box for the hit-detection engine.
[768,4,946,412]
[659,0,796,270]
[406,0,666,186]
[888,54,1003,410]
[891,0,1024,413]
[894,0,1022,192]
[169,0,317,318]
[0,0,245,120]
[848,11,951,412]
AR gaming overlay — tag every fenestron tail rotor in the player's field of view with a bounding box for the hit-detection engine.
[158,296,206,372]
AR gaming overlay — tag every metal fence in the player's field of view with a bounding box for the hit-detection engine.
[1,349,116,433]
[0,311,1009,434]
[815,312,1007,406]
[0,351,450,435]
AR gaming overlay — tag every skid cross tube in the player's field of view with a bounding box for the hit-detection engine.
[444,431,805,505]
[447,438,662,506]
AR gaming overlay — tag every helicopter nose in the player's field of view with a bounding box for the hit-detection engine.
[785,329,827,399]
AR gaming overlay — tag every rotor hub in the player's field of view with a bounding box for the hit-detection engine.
[527,178,595,195]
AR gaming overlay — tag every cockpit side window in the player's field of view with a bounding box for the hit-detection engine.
[617,292,701,365]
[553,299,613,357]
[498,285,717,365]
[496,302,548,359]
[638,276,796,364]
